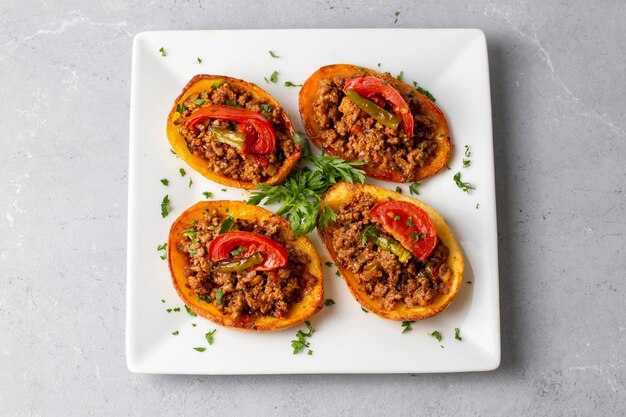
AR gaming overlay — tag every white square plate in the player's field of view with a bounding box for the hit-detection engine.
[126,29,500,374]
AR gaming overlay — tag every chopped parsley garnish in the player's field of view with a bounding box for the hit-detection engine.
[172,331,179,336]
[184,305,197,317]
[188,248,197,257]
[324,299,335,306]
[173,307,180,312]
[377,62,381,67]
[195,293,212,303]
[175,104,186,114]
[335,271,341,277]
[463,159,471,168]
[179,168,186,177]
[307,350,313,355]
[218,216,234,234]
[284,81,302,87]
[161,299,165,303]
[193,98,205,105]
[412,82,436,101]
[160,194,170,218]
[429,330,442,342]
[166,308,172,313]
[361,224,379,245]
[395,186,402,193]
[466,281,472,284]
[193,347,206,352]
[230,245,244,256]
[205,329,216,345]
[454,327,462,341]
[202,191,213,199]
[453,172,475,193]
[394,11,400,23]
[476,204,480,210]
[324,261,335,267]
[446,164,451,170]
[260,104,272,114]
[361,307,369,313]
[225,100,242,108]
[197,57,202,64]
[188,178,193,188]
[407,217,414,227]
[160,178,169,186]
[409,181,421,195]
[410,232,426,241]
[268,50,279,58]
[221,188,227,192]
[318,206,337,230]
[393,215,401,221]
[159,47,166,56]
[247,135,366,236]
[215,288,224,305]
[290,320,314,354]
[396,70,404,81]
[191,323,197,327]
[211,80,226,89]
[464,145,471,158]
[265,70,278,83]
[401,320,415,334]
[181,227,198,243]
[157,242,167,260]
[225,208,229,212]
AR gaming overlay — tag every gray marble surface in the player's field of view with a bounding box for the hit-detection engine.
[1,0,625,415]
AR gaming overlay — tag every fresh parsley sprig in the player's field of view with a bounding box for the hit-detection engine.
[291,320,315,354]
[248,132,365,236]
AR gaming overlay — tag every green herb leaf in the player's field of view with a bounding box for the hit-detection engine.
[172,330,179,336]
[260,104,272,114]
[475,204,480,210]
[394,11,400,23]
[463,159,471,168]
[211,80,226,89]
[361,307,369,313]
[401,320,415,334]
[361,224,379,245]
[184,305,197,317]
[268,50,279,58]
[307,350,313,355]
[206,329,216,345]
[202,191,213,199]
[396,70,404,81]
[318,205,337,230]
[464,145,471,158]
[159,47,166,56]
[454,327,462,341]
[160,194,170,218]
[407,217,414,227]
[221,188,227,192]
[180,227,198,243]
[175,104,186,114]
[429,330,442,342]
[324,299,335,306]
[291,320,315,354]
[160,178,169,186]
[188,178,193,188]
[173,307,180,312]
[193,347,206,352]
[225,100,242,108]
[292,131,312,159]
[195,293,212,303]
[409,181,421,195]
[230,245,244,256]
[157,242,167,260]
[265,70,278,84]
[324,261,335,267]
[215,288,224,305]
[166,308,172,313]
[188,248,197,257]
[284,81,303,87]
[197,57,202,64]
[193,98,205,105]
[395,186,402,194]
[218,216,234,234]
[179,168,186,177]
[335,271,341,277]
[453,172,475,193]
[410,232,426,241]
[414,83,436,102]
[393,215,401,221]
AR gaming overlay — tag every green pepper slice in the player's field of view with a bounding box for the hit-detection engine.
[366,233,412,264]
[345,89,401,130]
[209,126,246,149]
[213,252,264,273]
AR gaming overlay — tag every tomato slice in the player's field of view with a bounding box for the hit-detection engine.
[208,231,288,271]
[370,201,437,260]
[343,76,414,137]
[184,105,276,155]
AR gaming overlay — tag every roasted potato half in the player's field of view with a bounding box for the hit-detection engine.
[318,183,463,321]
[168,200,324,331]
[299,64,451,182]
[167,74,301,189]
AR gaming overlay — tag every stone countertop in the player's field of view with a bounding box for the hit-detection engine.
[0,1,624,415]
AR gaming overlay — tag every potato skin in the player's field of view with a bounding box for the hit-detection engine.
[299,64,451,182]
[168,201,324,331]
[166,74,301,189]
[318,183,464,321]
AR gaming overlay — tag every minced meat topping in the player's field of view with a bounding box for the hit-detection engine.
[178,211,315,319]
[312,75,441,181]
[330,192,451,310]
[173,82,297,183]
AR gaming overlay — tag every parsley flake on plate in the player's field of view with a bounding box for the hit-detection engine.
[205,329,216,345]
[160,195,170,218]
[429,330,442,342]
[290,320,315,354]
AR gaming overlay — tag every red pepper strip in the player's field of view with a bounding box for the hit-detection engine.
[344,76,414,137]
[208,231,288,271]
[184,106,276,154]
[370,201,437,260]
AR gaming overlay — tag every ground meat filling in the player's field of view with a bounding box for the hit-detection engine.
[313,75,440,180]
[178,211,314,319]
[330,192,451,310]
[173,82,296,183]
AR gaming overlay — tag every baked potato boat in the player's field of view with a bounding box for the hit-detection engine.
[318,183,463,321]
[168,200,323,331]
[167,74,301,189]
[299,64,451,182]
